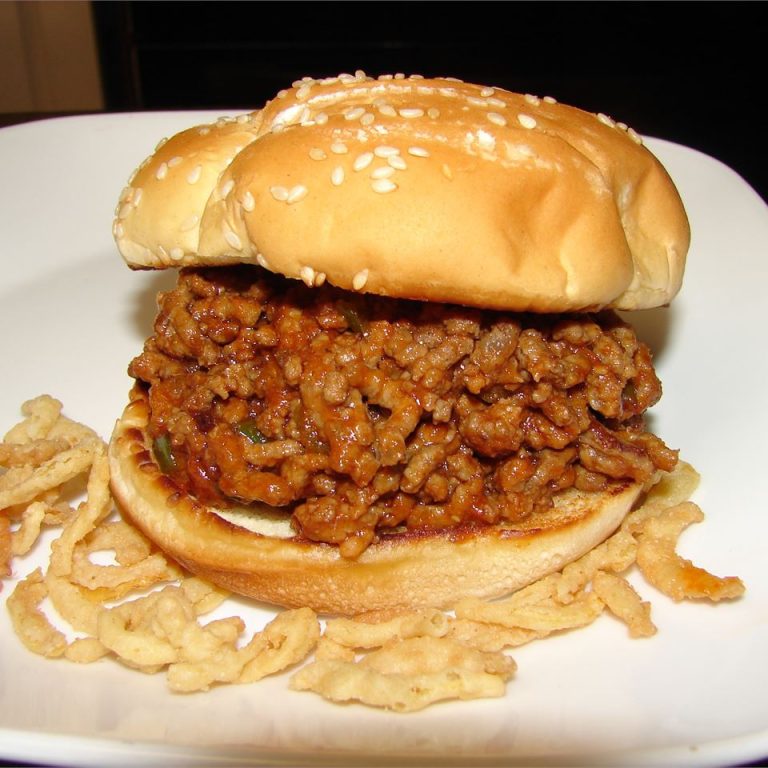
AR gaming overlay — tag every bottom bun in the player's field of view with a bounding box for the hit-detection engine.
[108,387,644,616]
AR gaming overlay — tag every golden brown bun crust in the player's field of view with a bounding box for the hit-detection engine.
[108,386,643,615]
[113,72,689,312]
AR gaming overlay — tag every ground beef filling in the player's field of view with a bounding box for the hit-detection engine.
[129,267,678,558]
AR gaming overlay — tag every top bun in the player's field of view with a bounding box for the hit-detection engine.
[113,72,690,312]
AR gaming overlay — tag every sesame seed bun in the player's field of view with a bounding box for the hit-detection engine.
[113,72,689,312]
[109,386,644,615]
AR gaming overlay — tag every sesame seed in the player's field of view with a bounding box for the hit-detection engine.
[371,178,397,193]
[467,96,488,108]
[287,185,308,203]
[256,253,270,269]
[344,106,366,121]
[331,166,345,186]
[353,152,374,171]
[296,84,312,101]
[360,112,375,126]
[220,179,235,198]
[168,156,183,167]
[114,223,124,238]
[407,146,430,158]
[480,87,495,97]
[352,269,369,290]
[314,272,327,287]
[628,127,643,145]
[224,228,243,250]
[170,247,184,261]
[309,147,328,161]
[241,191,255,212]
[476,129,496,150]
[281,104,312,128]
[155,162,168,180]
[517,114,537,129]
[371,166,395,180]
[180,214,200,232]
[399,108,425,118]
[117,203,132,220]
[543,95,557,104]
[438,87,458,98]
[132,188,143,206]
[374,145,400,158]
[524,94,541,106]
[198,127,211,136]
[187,165,202,184]
[442,164,453,180]
[294,105,312,125]
[388,155,407,170]
[299,265,315,287]
[616,121,628,131]
[155,137,168,151]
[314,112,329,125]
[330,141,348,154]
[487,112,507,127]
[378,104,397,117]
[427,107,440,119]
[486,97,506,109]
[276,90,288,99]
[270,186,289,201]
[597,112,615,128]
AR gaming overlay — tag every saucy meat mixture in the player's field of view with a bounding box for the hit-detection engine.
[130,267,677,558]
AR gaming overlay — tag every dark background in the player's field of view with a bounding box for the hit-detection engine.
[91,0,767,203]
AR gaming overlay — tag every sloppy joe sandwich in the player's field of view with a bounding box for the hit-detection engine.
[108,71,690,615]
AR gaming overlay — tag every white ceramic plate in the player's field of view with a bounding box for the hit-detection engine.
[0,112,766,768]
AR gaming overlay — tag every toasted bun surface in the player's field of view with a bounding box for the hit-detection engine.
[108,386,643,615]
[114,72,689,312]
